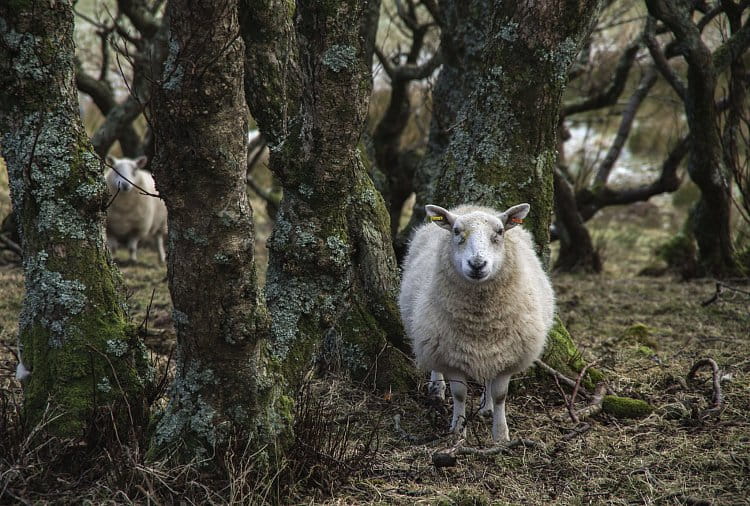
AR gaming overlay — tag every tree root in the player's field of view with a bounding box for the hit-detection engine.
[432,439,542,468]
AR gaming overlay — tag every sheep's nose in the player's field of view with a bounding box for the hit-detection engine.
[468,258,487,271]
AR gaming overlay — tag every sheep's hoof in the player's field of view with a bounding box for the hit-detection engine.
[428,384,446,401]
[478,407,493,420]
[492,433,511,444]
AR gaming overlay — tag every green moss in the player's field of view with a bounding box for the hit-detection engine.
[438,488,490,506]
[540,316,605,389]
[620,323,659,351]
[602,395,653,419]
[635,344,656,357]
[656,232,697,268]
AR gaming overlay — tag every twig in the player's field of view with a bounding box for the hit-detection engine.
[553,373,579,423]
[570,360,600,411]
[553,382,607,422]
[687,358,723,418]
[534,360,591,399]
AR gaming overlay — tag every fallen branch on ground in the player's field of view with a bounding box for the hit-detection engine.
[687,358,723,419]
[432,438,542,467]
[702,281,750,306]
[553,383,607,422]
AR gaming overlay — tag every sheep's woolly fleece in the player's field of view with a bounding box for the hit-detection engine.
[399,204,555,383]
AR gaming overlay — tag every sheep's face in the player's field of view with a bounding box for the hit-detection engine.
[425,204,530,283]
[106,155,147,192]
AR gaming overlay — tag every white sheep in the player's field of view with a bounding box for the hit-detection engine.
[104,155,167,263]
[399,203,555,442]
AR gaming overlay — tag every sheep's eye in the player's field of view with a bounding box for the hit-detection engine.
[453,228,461,236]
[496,228,504,236]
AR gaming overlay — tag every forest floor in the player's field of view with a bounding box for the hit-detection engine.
[0,200,749,504]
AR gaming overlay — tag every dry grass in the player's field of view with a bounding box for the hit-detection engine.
[1,199,749,503]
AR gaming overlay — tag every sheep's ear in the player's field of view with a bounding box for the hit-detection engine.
[425,204,456,231]
[105,155,116,167]
[134,156,148,169]
[501,203,530,230]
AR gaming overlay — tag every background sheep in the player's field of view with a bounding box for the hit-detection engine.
[399,203,555,442]
[104,155,167,263]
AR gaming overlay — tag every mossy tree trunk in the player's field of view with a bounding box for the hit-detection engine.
[645,0,743,278]
[421,0,602,379]
[0,2,148,439]
[242,0,415,391]
[149,0,281,461]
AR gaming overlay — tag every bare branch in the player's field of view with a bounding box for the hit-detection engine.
[645,16,687,100]
[713,17,750,71]
[594,67,658,184]
[564,39,642,116]
[374,46,396,79]
[117,0,160,38]
[394,49,442,81]
[578,135,689,220]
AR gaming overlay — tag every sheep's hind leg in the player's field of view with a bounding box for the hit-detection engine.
[428,370,446,401]
[491,373,512,443]
[127,237,139,262]
[478,378,494,420]
[445,371,467,437]
[156,234,166,264]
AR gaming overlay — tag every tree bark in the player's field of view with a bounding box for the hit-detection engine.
[242,0,415,390]
[149,0,280,461]
[420,0,603,380]
[0,2,148,439]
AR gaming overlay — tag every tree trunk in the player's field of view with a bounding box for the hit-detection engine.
[242,0,415,390]
[421,0,602,379]
[148,0,280,461]
[645,0,740,278]
[553,168,602,273]
[0,2,148,439]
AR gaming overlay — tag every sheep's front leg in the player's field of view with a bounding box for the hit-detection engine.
[445,372,467,437]
[491,373,512,443]
[107,236,119,255]
[428,370,446,400]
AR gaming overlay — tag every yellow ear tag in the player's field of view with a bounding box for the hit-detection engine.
[511,217,524,224]
[430,216,444,222]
